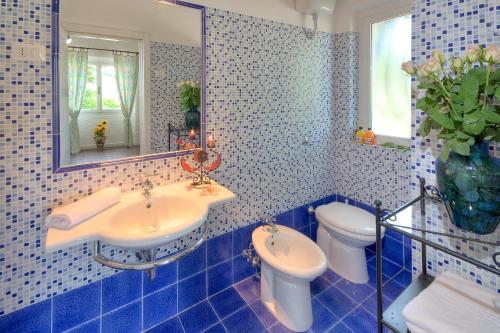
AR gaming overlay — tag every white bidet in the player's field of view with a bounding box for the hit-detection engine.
[252,225,327,332]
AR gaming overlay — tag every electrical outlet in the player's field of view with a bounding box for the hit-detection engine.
[11,42,46,61]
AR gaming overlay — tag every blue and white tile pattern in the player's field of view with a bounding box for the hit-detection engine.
[150,42,201,153]
[410,0,499,292]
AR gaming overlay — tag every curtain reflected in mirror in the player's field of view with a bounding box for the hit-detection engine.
[57,0,203,168]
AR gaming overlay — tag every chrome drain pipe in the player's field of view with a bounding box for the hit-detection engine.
[136,249,157,280]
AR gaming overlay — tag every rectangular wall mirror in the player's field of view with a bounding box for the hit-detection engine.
[53,0,205,171]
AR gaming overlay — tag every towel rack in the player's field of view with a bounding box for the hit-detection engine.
[93,222,207,279]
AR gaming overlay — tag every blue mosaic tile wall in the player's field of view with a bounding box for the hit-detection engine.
[150,42,201,153]
[1,1,339,315]
[410,0,499,291]
[0,0,410,321]
[332,32,411,210]
[0,194,411,332]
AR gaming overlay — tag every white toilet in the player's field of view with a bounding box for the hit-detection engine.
[252,225,327,332]
[315,202,383,284]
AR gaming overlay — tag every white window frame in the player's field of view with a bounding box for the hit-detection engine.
[64,22,151,153]
[82,60,121,114]
[358,0,411,146]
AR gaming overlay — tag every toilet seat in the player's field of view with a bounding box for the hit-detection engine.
[315,202,383,284]
[315,202,377,236]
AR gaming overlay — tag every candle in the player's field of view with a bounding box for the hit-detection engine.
[207,135,216,148]
[189,129,196,140]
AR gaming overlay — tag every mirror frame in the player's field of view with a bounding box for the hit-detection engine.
[51,0,207,173]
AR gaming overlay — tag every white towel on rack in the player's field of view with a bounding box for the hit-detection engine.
[46,187,121,230]
[402,271,500,333]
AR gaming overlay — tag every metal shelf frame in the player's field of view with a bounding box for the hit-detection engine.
[374,177,500,333]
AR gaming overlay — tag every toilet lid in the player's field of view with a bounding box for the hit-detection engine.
[316,202,377,236]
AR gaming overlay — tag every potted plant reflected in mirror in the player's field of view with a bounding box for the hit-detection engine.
[177,80,201,130]
[402,45,500,235]
[93,120,108,151]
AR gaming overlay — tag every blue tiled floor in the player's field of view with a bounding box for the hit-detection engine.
[145,265,411,333]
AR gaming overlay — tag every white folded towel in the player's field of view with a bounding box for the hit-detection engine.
[402,271,500,333]
[46,187,121,230]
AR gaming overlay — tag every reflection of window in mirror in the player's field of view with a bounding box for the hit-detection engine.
[61,37,142,166]
[57,0,203,170]
[82,64,121,112]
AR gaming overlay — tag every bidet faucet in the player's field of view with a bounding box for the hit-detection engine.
[263,216,278,233]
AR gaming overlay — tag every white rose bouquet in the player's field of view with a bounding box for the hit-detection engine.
[402,45,500,160]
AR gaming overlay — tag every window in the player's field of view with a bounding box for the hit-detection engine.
[101,65,121,109]
[82,62,121,111]
[371,15,411,139]
[358,2,412,144]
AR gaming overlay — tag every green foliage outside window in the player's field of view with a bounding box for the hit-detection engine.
[81,64,121,111]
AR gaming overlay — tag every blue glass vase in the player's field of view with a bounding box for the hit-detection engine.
[185,107,200,131]
[436,142,500,235]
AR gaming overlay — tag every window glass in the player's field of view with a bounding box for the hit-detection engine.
[82,65,97,110]
[101,65,121,109]
[371,14,411,138]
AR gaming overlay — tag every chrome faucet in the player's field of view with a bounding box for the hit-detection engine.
[141,175,154,208]
[263,216,278,233]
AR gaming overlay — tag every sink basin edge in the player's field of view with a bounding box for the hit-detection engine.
[45,181,236,252]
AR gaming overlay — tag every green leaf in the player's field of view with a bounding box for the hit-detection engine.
[463,118,486,135]
[431,120,442,129]
[495,87,500,101]
[483,128,498,141]
[416,98,427,110]
[450,93,464,105]
[437,133,455,139]
[479,109,500,123]
[468,67,487,85]
[465,137,475,146]
[448,139,470,156]
[439,145,450,162]
[450,107,463,121]
[419,117,432,137]
[455,131,471,140]
[418,82,439,91]
[490,68,500,82]
[464,99,478,114]
[463,111,482,124]
[460,75,479,113]
[427,106,455,130]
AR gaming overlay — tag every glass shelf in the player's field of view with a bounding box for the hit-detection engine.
[378,190,500,275]
[375,179,499,333]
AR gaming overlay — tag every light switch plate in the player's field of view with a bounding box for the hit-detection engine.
[11,42,46,61]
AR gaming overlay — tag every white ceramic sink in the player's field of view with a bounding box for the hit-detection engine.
[45,181,236,251]
[108,196,204,236]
